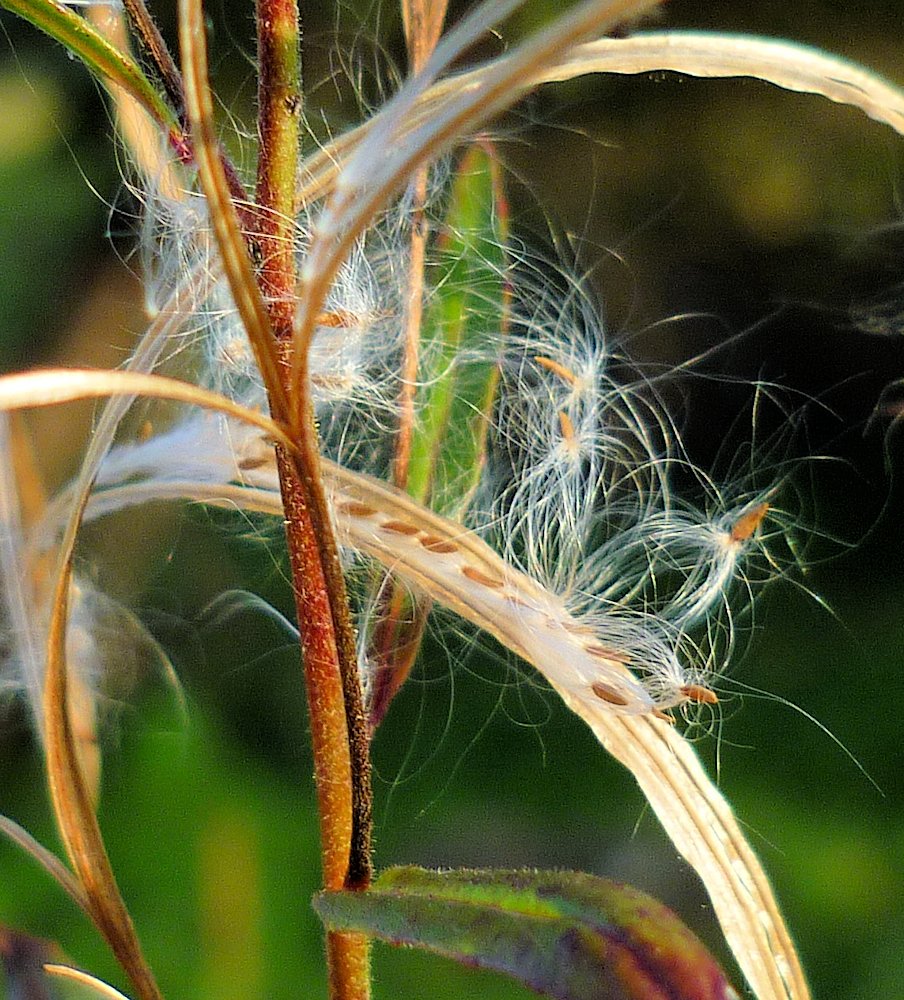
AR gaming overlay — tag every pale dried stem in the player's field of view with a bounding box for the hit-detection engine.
[392,168,428,490]
[0,814,90,916]
[86,4,183,198]
[294,27,904,213]
[45,964,134,1000]
[75,456,809,998]
[401,0,448,73]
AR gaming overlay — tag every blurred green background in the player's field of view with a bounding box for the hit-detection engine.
[0,1,903,998]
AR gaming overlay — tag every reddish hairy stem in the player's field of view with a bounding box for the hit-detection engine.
[276,445,354,888]
[275,362,374,892]
[255,0,302,331]
[256,1,372,995]
[326,931,372,1000]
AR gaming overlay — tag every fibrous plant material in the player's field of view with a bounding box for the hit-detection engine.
[0,3,902,1000]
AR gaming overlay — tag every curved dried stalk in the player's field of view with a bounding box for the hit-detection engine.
[42,479,160,1000]
[45,964,134,1000]
[532,32,904,133]
[176,0,287,423]
[0,814,90,916]
[71,447,807,1000]
[562,702,807,1000]
[0,370,291,445]
[259,465,811,999]
[294,28,904,212]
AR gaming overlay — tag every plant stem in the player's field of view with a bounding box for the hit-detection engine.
[121,0,184,112]
[366,0,449,729]
[179,0,370,993]
[255,0,302,330]
[256,2,372,996]
[392,0,447,488]
[275,445,353,890]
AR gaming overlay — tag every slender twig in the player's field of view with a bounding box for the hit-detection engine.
[393,0,448,486]
[119,0,251,215]
[391,172,428,489]
[0,814,90,916]
[121,0,184,112]
[366,0,449,729]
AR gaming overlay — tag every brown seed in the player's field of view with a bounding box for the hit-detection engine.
[380,519,420,536]
[558,409,576,443]
[680,684,719,705]
[461,565,504,589]
[337,501,377,518]
[729,502,769,542]
[652,708,676,724]
[591,681,630,707]
[534,355,578,385]
[419,534,459,553]
[238,455,269,471]
[314,308,360,328]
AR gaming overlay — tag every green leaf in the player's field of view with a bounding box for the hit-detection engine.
[314,867,740,1000]
[406,143,509,515]
[0,0,176,131]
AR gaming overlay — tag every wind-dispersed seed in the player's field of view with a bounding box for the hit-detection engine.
[534,355,577,385]
[730,502,769,543]
[314,309,359,328]
[380,519,420,536]
[680,684,719,705]
[419,534,459,553]
[338,501,377,518]
[558,409,576,443]
[461,565,504,589]
[591,681,630,707]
